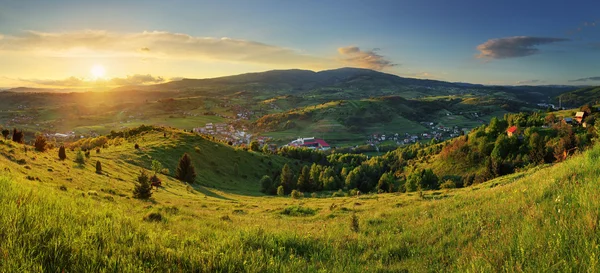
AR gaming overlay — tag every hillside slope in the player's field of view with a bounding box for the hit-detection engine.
[1,128,599,271]
[558,86,600,107]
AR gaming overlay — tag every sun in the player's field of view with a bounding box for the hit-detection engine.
[90,65,106,79]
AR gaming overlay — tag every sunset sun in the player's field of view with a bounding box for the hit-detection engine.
[90,65,106,79]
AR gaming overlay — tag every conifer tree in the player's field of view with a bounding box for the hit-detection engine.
[133,170,152,199]
[95,161,102,174]
[280,163,294,194]
[34,134,47,152]
[297,165,310,192]
[58,146,67,160]
[175,153,196,183]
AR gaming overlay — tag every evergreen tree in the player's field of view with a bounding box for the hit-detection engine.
[74,150,85,165]
[1,129,9,139]
[12,129,24,143]
[95,161,102,174]
[58,146,67,160]
[277,185,285,196]
[297,165,310,192]
[175,153,196,183]
[133,170,152,199]
[280,163,294,194]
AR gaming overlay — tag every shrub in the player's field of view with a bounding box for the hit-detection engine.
[133,170,152,199]
[34,135,47,152]
[194,146,201,154]
[150,174,162,188]
[175,153,196,183]
[440,179,457,189]
[151,160,163,174]
[74,150,85,165]
[1,129,9,139]
[260,175,273,194]
[58,146,67,160]
[85,150,90,158]
[350,213,360,232]
[280,206,317,216]
[96,148,100,154]
[95,161,102,174]
[134,143,140,149]
[291,189,303,199]
[311,192,318,198]
[143,212,163,222]
[277,185,285,196]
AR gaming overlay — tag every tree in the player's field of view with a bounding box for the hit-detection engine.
[1,129,9,139]
[34,135,47,152]
[277,185,285,196]
[95,161,102,174]
[151,160,163,175]
[175,153,196,183]
[58,146,67,160]
[280,163,294,194]
[377,172,395,193]
[297,165,310,192]
[249,141,260,151]
[260,175,273,194]
[133,170,152,199]
[74,150,85,165]
[12,129,24,143]
[545,113,557,125]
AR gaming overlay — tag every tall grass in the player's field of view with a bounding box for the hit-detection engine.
[1,136,600,272]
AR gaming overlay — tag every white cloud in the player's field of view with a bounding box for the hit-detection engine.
[476,36,569,59]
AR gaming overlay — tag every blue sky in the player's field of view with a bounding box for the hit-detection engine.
[0,0,598,87]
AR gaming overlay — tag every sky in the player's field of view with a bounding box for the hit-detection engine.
[0,0,599,88]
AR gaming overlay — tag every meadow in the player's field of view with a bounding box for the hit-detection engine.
[1,126,599,272]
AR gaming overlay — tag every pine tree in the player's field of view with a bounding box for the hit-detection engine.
[175,153,196,183]
[280,163,294,194]
[12,129,24,143]
[58,146,67,160]
[133,170,152,199]
[297,165,310,192]
[95,161,102,174]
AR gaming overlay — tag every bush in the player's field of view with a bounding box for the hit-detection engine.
[95,161,102,174]
[277,185,285,196]
[34,135,47,152]
[440,180,456,189]
[280,206,317,216]
[134,143,140,149]
[143,212,163,222]
[291,189,303,199]
[1,129,9,139]
[96,148,100,154]
[133,170,152,199]
[58,146,67,160]
[259,175,273,194]
[150,174,162,188]
[85,150,90,158]
[74,150,85,165]
[175,153,196,183]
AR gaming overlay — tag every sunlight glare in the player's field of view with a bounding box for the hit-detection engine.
[90,65,106,79]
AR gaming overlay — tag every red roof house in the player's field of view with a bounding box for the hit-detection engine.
[506,126,518,137]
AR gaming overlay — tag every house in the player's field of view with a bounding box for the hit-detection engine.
[287,137,331,150]
[563,117,573,124]
[574,112,587,124]
[506,126,518,137]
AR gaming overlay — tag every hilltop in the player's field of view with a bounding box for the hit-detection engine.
[558,86,600,108]
[1,124,599,271]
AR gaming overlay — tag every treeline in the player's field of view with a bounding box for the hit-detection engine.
[258,108,599,195]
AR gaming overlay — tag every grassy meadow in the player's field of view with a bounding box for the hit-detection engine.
[0,127,599,272]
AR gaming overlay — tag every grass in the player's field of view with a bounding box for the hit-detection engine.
[1,127,600,271]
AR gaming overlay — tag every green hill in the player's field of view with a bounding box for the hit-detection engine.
[558,86,600,108]
[1,125,600,271]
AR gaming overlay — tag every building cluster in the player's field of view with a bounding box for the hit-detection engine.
[285,137,331,150]
[193,122,258,146]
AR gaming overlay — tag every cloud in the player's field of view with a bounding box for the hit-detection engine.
[515,79,544,85]
[19,76,86,87]
[18,74,166,87]
[337,46,396,70]
[568,76,600,82]
[0,30,331,68]
[110,74,165,85]
[476,36,569,59]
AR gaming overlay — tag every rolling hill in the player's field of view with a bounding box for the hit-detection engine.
[1,124,599,271]
[557,86,600,108]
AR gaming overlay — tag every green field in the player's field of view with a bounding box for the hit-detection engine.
[1,126,600,271]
